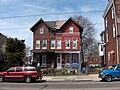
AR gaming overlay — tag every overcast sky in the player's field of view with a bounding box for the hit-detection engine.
[0,0,108,49]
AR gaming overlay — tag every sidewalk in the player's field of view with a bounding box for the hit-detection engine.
[42,74,100,82]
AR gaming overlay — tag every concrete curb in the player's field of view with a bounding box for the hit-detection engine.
[42,74,101,82]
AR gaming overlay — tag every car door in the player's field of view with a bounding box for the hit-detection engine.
[112,66,120,78]
[5,67,15,81]
[116,67,120,78]
[14,67,23,81]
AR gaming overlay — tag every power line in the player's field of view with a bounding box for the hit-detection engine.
[0,23,104,31]
[0,27,29,30]
[0,11,104,19]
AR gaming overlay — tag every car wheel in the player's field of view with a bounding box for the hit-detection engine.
[105,75,112,82]
[0,76,4,82]
[39,76,42,80]
[25,76,32,83]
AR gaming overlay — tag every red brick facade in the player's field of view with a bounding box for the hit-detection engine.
[30,17,83,71]
[103,0,120,66]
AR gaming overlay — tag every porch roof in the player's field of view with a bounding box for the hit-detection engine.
[55,51,80,53]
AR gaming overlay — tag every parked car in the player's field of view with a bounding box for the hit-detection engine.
[99,64,120,82]
[0,66,42,83]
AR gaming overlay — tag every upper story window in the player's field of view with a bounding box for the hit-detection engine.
[111,7,114,19]
[113,24,116,37]
[105,19,107,27]
[51,40,55,49]
[57,39,61,49]
[69,26,73,33]
[101,45,103,51]
[40,27,44,34]
[35,40,40,49]
[73,38,77,49]
[66,38,70,49]
[101,34,104,42]
[106,32,108,43]
[42,40,47,49]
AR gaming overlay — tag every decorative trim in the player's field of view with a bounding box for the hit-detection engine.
[103,0,114,18]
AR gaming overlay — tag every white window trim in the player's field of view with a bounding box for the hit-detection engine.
[51,40,55,49]
[112,7,114,19]
[105,19,107,27]
[73,39,77,49]
[35,40,40,49]
[57,39,61,49]
[40,27,44,34]
[65,38,70,49]
[42,40,47,49]
[108,52,110,61]
[113,24,116,37]
[106,32,108,43]
[69,26,73,33]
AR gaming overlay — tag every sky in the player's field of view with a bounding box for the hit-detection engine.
[0,0,108,49]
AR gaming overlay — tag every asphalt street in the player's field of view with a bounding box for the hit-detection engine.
[1,81,120,90]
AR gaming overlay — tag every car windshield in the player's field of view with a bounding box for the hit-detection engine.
[108,65,116,70]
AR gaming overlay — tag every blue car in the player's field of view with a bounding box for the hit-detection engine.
[99,64,120,82]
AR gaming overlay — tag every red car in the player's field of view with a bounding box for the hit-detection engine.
[0,66,42,83]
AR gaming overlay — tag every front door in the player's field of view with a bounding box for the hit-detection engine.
[57,57,61,68]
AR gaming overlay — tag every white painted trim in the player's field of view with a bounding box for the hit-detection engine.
[103,0,114,18]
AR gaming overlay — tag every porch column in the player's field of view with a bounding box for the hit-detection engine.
[78,53,81,73]
[70,53,72,64]
[60,53,62,69]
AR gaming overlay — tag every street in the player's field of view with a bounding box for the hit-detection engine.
[1,81,120,90]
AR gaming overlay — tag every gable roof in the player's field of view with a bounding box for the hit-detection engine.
[30,17,83,33]
[30,18,51,32]
[60,17,83,32]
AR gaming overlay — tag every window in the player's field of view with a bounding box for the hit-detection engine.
[69,26,73,33]
[112,7,114,19]
[24,67,36,71]
[108,52,110,61]
[16,68,22,72]
[66,54,70,64]
[42,40,47,49]
[73,39,77,49]
[42,54,46,65]
[113,24,116,37]
[57,39,61,49]
[7,67,14,72]
[101,45,103,51]
[35,40,40,49]
[51,40,55,49]
[73,54,77,63]
[105,19,107,27]
[66,38,70,49]
[40,27,44,34]
[106,32,108,42]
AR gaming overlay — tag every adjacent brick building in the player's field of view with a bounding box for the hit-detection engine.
[30,17,83,72]
[102,0,120,66]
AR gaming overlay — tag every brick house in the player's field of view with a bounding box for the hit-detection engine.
[30,17,83,72]
[102,0,120,66]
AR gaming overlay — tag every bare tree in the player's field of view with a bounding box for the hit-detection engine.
[74,15,99,66]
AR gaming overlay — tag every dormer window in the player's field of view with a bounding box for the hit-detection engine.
[69,26,73,33]
[40,27,44,34]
